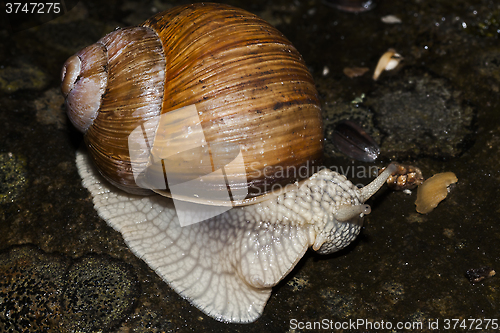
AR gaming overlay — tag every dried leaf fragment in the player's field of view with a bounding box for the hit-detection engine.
[343,67,370,78]
[373,49,403,80]
[415,172,457,214]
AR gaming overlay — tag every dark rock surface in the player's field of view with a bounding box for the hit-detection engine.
[1,0,499,332]
[0,246,138,332]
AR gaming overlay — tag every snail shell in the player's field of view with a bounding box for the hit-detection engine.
[61,2,323,200]
[62,3,396,323]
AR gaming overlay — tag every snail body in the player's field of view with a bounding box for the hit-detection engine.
[62,3,396,323]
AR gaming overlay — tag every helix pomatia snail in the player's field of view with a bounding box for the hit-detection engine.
[61,3,396,323]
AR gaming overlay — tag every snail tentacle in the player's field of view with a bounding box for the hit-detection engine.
[360,162,397,201]
[335,204,371,222]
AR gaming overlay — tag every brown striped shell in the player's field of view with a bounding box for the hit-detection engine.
[61,3,323,203]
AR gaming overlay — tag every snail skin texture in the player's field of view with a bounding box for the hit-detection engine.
[62,3,397,323]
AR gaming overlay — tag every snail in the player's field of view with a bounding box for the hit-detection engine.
[61,3,397,323]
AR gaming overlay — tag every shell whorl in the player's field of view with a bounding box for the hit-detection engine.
[61,43,108,133]
[84,27,166,194]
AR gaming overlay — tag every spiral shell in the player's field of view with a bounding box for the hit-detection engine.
[62,3,323,200]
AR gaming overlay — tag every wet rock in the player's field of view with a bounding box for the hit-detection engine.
[0,153,27,204]
[465,8,500,38]
[61,254,139,332]
[324,66,474,160]
[475,48,500,92]
[34,87,66,130]
[0,245,139,332]
[0,63,48,93]
[366,69,475,159]
[320,289,356,318]
[382,281,405,304]
[118,307,175,332]
[0,245,70,332]
[1,0,500,330]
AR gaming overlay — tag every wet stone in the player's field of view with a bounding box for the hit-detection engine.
[0,153,27,205]
[475,48,500,89]
[0,63,48,93]
[2,0,500,330]
[0,245,139,332]
[382,281,405,304]
[366,69,475,159]
[119,307,175,332]
[465,8,500,38]
[34,87,66,130]
[0,245,70,332]
[320,289,356,318]
[61,254,139,332]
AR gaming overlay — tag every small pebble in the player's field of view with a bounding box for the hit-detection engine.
[323,66,330,76]
[381,15,402,24]
[380,163,424,190]
[465,267,496,284]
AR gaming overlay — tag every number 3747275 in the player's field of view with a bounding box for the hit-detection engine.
[443,318,498,330]
[6,2,61,14]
